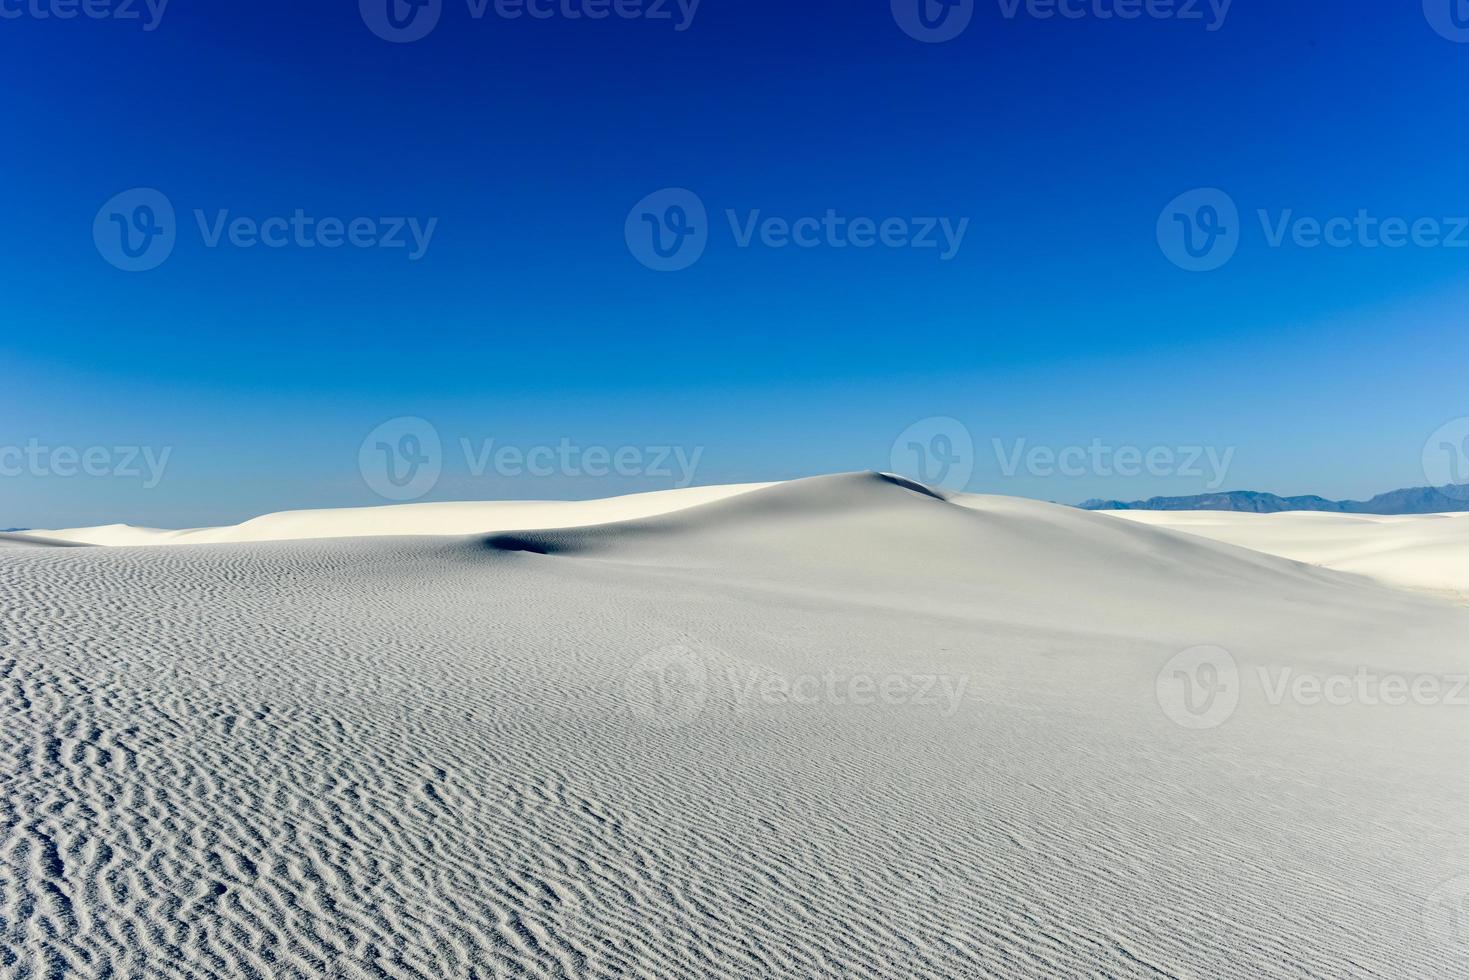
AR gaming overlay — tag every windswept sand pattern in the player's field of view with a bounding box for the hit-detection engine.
[3,476,1469,978]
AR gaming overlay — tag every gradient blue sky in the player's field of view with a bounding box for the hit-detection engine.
[4,1,1468,527]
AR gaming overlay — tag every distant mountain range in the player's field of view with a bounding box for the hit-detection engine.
[1079,485,1469,514]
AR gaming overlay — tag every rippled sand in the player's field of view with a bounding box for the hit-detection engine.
[4,474,1468,978]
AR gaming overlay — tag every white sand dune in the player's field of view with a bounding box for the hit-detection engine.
[4,473,1469,977]
[1100,507,1469,599]
[0,532,83,549]
[28,483,773,548]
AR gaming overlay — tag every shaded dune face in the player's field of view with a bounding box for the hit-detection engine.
[3,472,1469,978]
[0,532,83,549]
[482,534,560,556]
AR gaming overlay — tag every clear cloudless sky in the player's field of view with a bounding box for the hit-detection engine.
[3,0,1468,527]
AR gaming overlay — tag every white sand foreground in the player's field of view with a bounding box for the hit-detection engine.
[4,473,1469,978]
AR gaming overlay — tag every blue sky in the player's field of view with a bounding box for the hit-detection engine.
[3,1,1469,527]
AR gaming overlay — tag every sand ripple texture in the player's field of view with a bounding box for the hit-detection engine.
[3,475,1469,978]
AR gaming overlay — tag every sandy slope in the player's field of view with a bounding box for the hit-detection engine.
[1100,508,1469,599]
[0,533,82,550]
[4,474,1469,978]
[28,484,773,547]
